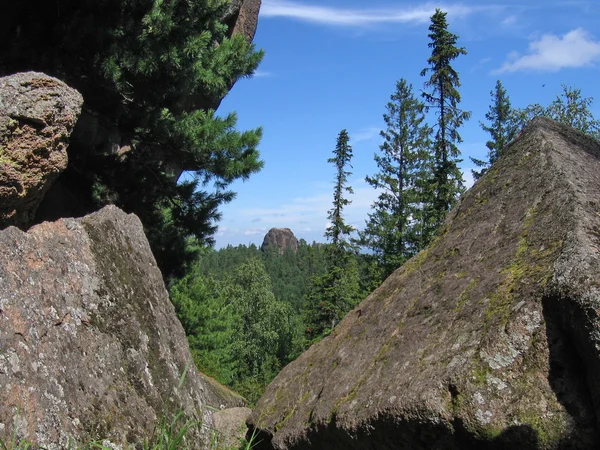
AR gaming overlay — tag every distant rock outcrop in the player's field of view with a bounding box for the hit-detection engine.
[261,228,299,254]
[0,72,82,229]
[248,118,600,449]
[0,206,244,449]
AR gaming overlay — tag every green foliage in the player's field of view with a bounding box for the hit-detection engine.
[183,241,328,312]
[225,259,297,379]
[326,130,356,262]
[420,8,471,229]
[1,0,264,279]
[515,84,600,140]
[304,130,364,343]
[303,256,363,343]
[472,80,519,180]
[170,256,302,404]
[0,409,256,449]
[358,79,433,278]
[170,271,235,383]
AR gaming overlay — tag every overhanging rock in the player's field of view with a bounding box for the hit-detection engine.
[248,117,600,450]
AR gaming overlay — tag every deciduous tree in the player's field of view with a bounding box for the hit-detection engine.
[516,84,600,140]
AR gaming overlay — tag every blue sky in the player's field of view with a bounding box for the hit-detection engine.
[213,0,600,248]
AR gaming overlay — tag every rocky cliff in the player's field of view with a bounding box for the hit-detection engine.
[261,228,299,254]
[248,118,600,449]
[0,206,244,448]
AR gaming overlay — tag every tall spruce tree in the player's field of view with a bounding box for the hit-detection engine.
[325,129,355,265]
[359,79,432,278]
[304,130,362,343]
[420,9,471,229]
[471,80,519,180]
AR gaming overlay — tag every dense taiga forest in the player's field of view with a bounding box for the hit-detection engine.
[168,240,380,403]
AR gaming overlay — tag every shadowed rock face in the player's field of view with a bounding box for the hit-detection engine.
[0,206,244,449]
[224,0,262,43]
[0,72,82,228]
[248,118,600,450]
[261,228,299,254]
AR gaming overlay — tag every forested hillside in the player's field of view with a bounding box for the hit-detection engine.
[168,239,380,403]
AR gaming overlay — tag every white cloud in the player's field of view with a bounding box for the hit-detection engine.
[223,179,380,242]
[253,70,273,78]
[495,28,600,73]
[501,15,517,26]
[260,1,477,27]
[243,228,268,236]
[351,126,381,144]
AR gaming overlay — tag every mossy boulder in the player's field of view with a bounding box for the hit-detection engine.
[248,118,600,449]
[0,206,244,449]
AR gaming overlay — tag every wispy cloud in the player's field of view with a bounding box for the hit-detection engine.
[494,28,600,73]
[243,228,268,236]
[351,126,381,144]
[260,1,478,27]
[501,15,517,26]
[470,56,492,72]
[219,179,379,243]
[216,168,479,247]
[253,70,274,78]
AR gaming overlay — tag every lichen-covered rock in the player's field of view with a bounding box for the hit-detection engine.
[261,228,299,254]
[0,72,83,229]
[248,118,600,450]
[0,206,244,449]
[213,407,252,449]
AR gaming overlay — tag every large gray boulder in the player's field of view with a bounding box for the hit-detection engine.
[0,72,82,229]
[0,206,244,449]
[248,118,600,449]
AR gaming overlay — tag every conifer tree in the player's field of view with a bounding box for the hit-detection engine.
[420,9,471,229]
[471,80,519,180]
[327,130,354,241]
[304,130,362,343]
[359,79,432,278]
[325,129,355,266]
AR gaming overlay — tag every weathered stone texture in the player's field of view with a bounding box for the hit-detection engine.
[0,72,82,229]
[261,228,299,254]
[213,407,253,449]
[227,0,262,42]
[0,206,243,449]
[248,118,600,449]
